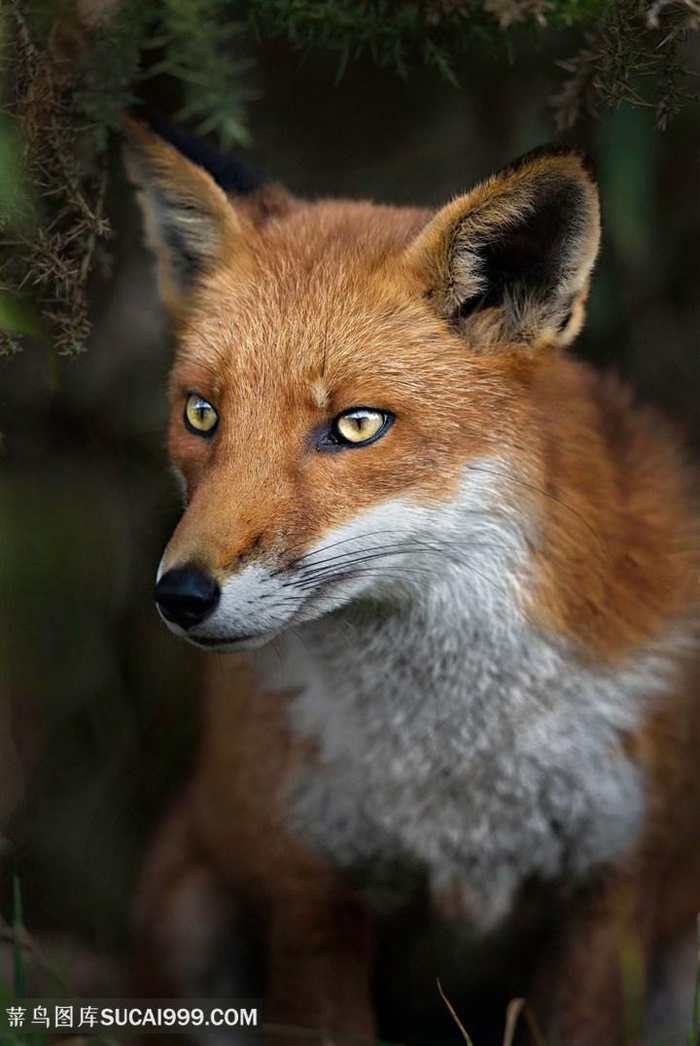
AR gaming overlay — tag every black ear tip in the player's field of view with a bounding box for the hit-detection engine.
[499,143,597,183]
[126,103,273,196]
[561,144,596,181]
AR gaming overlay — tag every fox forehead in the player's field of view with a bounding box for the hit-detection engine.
[169,198,468,405]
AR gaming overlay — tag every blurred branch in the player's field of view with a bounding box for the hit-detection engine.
[553,0,700,130]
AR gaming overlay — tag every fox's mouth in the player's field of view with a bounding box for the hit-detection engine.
[193,633,255,646]
[186,631,268,651]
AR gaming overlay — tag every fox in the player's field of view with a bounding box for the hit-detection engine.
[124,116,700,1046]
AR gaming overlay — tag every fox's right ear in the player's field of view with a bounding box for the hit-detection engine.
[123,117,290,317]
[123,118,244,315]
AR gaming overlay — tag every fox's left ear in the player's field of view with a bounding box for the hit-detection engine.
[406,146,600,351]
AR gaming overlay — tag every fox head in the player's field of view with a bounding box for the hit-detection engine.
[125,119,600,651]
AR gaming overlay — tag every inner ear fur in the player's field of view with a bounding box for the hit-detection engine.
[407,146,601,351]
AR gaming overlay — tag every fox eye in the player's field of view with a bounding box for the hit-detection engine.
[330,408,392,447]
[184,393,218,436]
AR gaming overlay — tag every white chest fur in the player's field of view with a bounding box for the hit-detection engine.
[257,471,665,931]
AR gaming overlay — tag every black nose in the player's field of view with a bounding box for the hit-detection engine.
[155,565,220,629]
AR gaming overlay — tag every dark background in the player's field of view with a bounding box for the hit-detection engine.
[0,29,698,999]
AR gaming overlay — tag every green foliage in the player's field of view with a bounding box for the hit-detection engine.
[70,1,150,151]
[247,0,612,81]
[153,0,255,147]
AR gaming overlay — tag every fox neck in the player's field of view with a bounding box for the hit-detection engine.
[300,487,530,697]
[260,462,671,928]
[294,451,535,702]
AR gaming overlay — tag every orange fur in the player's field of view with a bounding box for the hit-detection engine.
[125,122,700,1045]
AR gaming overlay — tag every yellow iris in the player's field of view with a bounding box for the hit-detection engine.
[185,393,218,435]
[335,409,385,444]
